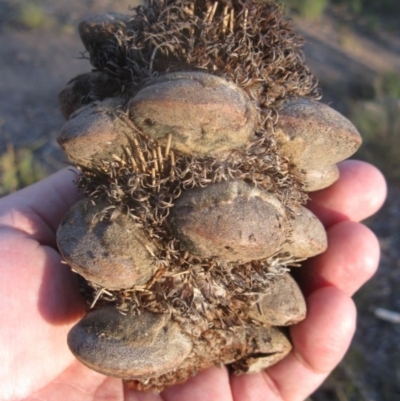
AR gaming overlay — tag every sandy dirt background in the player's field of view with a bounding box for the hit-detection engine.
[1,1,399,400]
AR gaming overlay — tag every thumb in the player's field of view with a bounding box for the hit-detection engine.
[0,168,82,247]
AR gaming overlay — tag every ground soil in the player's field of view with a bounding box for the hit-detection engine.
[297,15,400,400]
[1,1,400,400]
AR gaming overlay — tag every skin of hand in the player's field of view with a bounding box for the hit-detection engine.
[0,160,386,401]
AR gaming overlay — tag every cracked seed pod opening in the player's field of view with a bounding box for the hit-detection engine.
[56,0,361,392]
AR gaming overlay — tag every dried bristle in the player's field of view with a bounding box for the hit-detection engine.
[86,0,319,108]
[73,0,319,388]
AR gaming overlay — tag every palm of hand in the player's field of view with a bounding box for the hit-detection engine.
[0,161,385,401]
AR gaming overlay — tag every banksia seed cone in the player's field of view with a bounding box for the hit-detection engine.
[56,0,361,392]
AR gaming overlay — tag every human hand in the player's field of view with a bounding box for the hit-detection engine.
[0,160,386,401]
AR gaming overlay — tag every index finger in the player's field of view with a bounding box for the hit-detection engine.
[307,160,386,227]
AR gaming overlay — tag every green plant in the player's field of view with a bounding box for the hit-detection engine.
[281,0,328,19]
[331,0,363,13]
[0,143,48,197]
[351,96,400,181]
[379,71,400,99]
[17,2,49,29]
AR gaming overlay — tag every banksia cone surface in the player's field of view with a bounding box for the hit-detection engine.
[56,0,362,392]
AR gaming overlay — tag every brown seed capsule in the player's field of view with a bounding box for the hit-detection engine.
[68,307,193,380]
[79,13,130,54]
[230,326,292,374]
[129,72,257,158]
[57,200,157,290]
[57,98,129,168]
[59,72,123,120]
[302,164,340,191]
[170,180,288,263]
[248,273,306,326]
[281,206,327,260]
[275,97,362,169]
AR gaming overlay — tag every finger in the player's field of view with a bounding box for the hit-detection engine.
[126,366,233,401]
[161,366,233,401]
[307,160,386,228]
[263,287,356,401]
[0,168,81,246]
[230,369,284,401]
[31,361,125,401]
[0,232,84,397]
[125,383,163,401]
[295,221,380,297]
